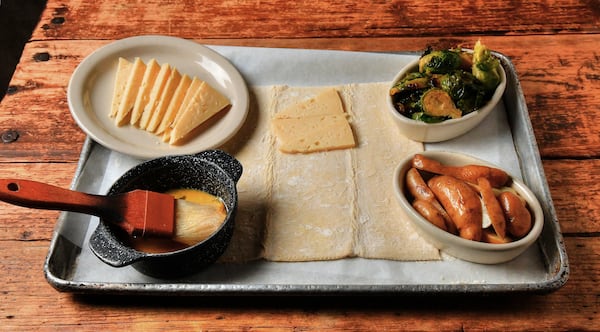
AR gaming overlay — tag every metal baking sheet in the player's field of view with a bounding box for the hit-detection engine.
[44,46,569,295]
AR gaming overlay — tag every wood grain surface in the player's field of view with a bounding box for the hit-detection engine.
[1,0,599,330]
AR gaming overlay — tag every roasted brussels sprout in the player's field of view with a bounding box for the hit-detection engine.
[421,88,462,119]
[390,41,501,123]
[391,87,426,119]
[439,70,488,114]
[472,40,501,90]
[390,72,431,95]
[419,50,462,75]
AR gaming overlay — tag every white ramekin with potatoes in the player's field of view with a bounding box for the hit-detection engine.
[394,151,544,264]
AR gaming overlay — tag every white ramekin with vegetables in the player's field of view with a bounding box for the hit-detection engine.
[387,41,507,142]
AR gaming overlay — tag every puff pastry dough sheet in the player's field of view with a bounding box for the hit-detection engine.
[219,86,274,262]
[221,83,440,262]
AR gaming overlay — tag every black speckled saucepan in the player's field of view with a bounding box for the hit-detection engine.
[89,149,242,278]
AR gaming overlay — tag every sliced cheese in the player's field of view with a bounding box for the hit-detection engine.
[129,59,160,126]
[138,63,171,130]
[271,88,355,153]
[161,126,173,143]
[274,88,345,119]
[171,78,204,128]
[271,114,356,153]
[109,57,133,118]
[154,74,191,135]
[114,57,146,126]
[146,69,182,133]
[161,77,204,142]
[169,83,230,144]
[109,57,230,145]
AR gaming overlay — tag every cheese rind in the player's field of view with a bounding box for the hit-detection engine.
[114,58,146,126]
[109,57,133,118]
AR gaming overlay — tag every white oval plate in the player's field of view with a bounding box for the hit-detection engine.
[68,35,249,159]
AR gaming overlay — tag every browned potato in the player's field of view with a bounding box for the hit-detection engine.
[428,175,482,241]
[499,191,532,238]
[412,154,509,188]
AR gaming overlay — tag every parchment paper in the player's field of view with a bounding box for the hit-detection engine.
[60,46,544,285]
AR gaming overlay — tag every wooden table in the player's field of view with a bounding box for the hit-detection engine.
[1,1,599,330]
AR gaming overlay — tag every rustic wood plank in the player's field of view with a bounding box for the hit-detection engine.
[0,86,85,162]
[0,163,77,241]
[544,159,600,234]
[0,236,597,330]
[0,39,97,162]
[33,0,600,40]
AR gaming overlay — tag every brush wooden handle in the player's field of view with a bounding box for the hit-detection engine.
[0,179,120,220]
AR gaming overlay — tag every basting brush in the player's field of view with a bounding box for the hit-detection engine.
[0,179,225,246]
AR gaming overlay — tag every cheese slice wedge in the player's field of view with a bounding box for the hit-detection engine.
[138,63,171,130]
[274,88,345,119]
[109,57,133,118]
[169,83,230,144]
[114,57,146,126]
[171,78,204,127]
[155,74,192,135]
[162,78,204,142]
[129,59,160,126]
[146,69,182,133]
[271,114,356,153]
